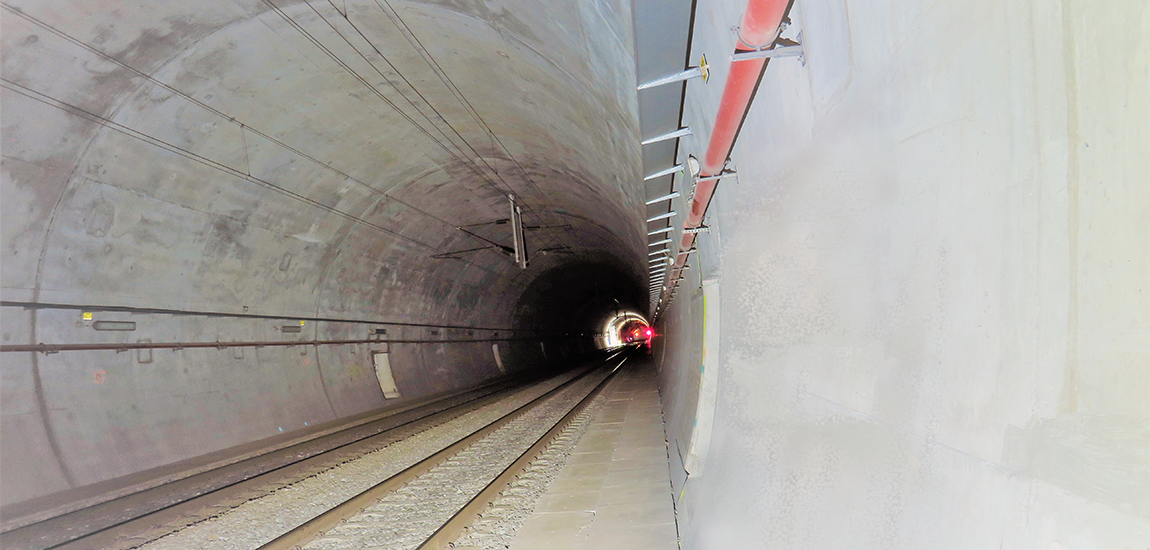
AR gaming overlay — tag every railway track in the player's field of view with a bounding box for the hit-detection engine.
[2,348,633,550]
[264,348,632,550]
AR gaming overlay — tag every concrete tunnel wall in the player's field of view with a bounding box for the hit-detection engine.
[652,0,1148,548]
[0,0,648,509]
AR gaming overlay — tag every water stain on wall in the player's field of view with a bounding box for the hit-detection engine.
[1002,413,1150,519]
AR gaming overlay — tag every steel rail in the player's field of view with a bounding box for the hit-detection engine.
[3,366,573,550]
[418,349,629,549]
[258,348,632,550]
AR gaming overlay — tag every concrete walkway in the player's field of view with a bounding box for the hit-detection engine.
[512,361,678,549]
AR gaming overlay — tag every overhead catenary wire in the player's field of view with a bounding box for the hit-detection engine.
[307,1,498,190]
[264,0,567,254]
[0,78,457,255]
[7,1,586,265]
[257,0,501,192]
[311,0,569,254]
[370,0,574,250]
[0,2,509,272]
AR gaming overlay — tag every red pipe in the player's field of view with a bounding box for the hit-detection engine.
[660,0,788,308]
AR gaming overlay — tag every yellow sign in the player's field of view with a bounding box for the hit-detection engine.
[82,312,93,321]
[300,320,306,326]
[700,54,709,84]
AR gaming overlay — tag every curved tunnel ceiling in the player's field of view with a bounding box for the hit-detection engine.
[2,0,647,325]
[0,0,652,509]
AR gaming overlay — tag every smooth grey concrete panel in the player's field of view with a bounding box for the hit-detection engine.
[653,0,1149,548]
[1,1,1144,549]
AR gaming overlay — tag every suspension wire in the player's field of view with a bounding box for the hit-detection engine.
[0,2,515,270]
[318,0,567,253]
[4,1,554,264]
[261,0,564,255]
[309,0,563,254]
[259,1,505,202]
[311,0,490,188]
[1,79,484,262]
[373,0,574,250]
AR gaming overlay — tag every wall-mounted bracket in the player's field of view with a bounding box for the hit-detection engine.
[646,211,677,223]
[687,166,736,204]
[641,127,692,145]
[644,164,685,181]
[730,33,804,66]
[637,54,709,90]
[695,169,738,184]
[645,192,681,205]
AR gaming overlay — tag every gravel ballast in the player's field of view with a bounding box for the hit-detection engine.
[137,366,595,550]
[301,367,613,550]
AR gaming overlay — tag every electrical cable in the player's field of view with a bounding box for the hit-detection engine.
[261,0,565,255]
[311,0,496,189]
[6,1,569,265]
[0,2,508,272]
[0,78,449,254]
[305,0,565,254]
[371,0,574,251]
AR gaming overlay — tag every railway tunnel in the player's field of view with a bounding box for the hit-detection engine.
[1,0,1147,548]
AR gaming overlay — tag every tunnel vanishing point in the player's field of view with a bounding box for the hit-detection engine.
[1,0,1147,548]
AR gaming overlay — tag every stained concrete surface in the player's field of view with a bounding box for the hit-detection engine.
[512,361,677,549]
[1,0,647,513]
[654,0,1148,548]
[3,0,1147,547]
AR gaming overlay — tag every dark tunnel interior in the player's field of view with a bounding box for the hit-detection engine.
[512,256,646,336]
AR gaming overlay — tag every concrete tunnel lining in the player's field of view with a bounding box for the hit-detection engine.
[5,0,1145,547]
[0,0,649,511]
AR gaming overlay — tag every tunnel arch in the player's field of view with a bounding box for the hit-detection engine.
[601,311,650,348]
[0,0,647,509]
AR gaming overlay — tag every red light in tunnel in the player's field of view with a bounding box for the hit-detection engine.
[645,328,653,338]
